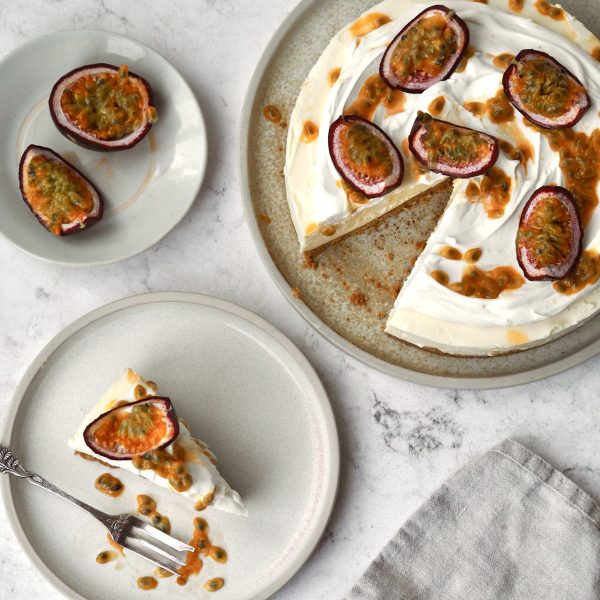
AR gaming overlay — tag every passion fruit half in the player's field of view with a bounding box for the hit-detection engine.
[408,112,499,178]
[380,5,469,93]
[516,185,582,281]
[18,145,103,236]
[83,397,179,461]
[503,50,590,130]
[49,63,157,151]
[329,115,404,198]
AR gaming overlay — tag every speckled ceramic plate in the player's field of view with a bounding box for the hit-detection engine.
[240,0,600,389]
[0,30,206,266]
[0,292,339,600]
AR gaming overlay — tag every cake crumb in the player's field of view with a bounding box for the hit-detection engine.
[350,291,367,306]
[387,253,394,262]
[303,253,319,269]
[377,311,387,319]
[391,285,401,299]
[416,241,426,250]
[258,213,272,224]
[291,287,301,298]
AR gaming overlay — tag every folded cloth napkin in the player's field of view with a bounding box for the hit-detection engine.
[346,439,600,600]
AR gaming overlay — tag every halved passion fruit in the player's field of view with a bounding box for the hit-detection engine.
[408,112,498,177]
[49,63,157,151]
[516,186,582,281]
[380,5,469,93]
[503,50,590,129]
[83,397,179,461]
[329,115,403,197]
[18,145,103,236]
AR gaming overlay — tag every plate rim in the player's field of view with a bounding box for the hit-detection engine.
[238,0,600,390]
[0,28,207,268]
[0,291,340,600]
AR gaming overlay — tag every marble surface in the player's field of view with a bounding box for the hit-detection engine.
[1,1,600,598]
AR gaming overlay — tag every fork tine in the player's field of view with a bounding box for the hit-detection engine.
[120,538,183,575]
[133,535,188,566]
[133,519,194,552]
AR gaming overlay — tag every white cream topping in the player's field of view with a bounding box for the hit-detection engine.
[285,0,600,355]
[69,369,247,516]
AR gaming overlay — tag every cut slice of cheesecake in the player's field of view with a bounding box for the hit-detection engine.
[69,368,247,516]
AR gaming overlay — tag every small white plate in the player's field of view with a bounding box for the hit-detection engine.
[1,292,339,600]
[0,31,206,266]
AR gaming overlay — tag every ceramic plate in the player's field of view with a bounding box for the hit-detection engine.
[0,30,206,266]
[239,0,600,389]
[0,292,339,600]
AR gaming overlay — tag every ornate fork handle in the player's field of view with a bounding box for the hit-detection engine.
[0,445,117,531]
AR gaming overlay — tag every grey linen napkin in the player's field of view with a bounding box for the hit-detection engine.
[346,439,600,600]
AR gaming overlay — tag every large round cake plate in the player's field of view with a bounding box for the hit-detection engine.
[240,0,600,389]
[1,292,339,600]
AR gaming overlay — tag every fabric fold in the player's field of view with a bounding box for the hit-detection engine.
[346,439,600,600]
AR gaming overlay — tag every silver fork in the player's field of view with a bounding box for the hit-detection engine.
[0,446,193,575]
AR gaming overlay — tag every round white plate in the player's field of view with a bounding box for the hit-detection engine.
[0,31,206,266]
[1,292,339,600]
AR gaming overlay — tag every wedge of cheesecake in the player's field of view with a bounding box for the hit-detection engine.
[69,368,247,516]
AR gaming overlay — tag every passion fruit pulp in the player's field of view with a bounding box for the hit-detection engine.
[380,5,469,93]
[516,185,582,281]
[49,63,157,151]
[329,115,404,197]
[83,397,179,461]
[18,145,103,236]
[408,112,499,178]
[503,50,590,129]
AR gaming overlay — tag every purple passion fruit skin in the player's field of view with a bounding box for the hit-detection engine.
[49,63,157,152]
[83,397,179,461]
[18,145,103,236]
[329,115,404,198]
[516,185,582,281]
[503,50,591,130]
[380,5,469,93]
[408,112,499,178]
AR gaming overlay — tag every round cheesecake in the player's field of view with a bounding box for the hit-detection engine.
[284,0,600,356]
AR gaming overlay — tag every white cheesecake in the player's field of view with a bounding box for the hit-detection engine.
[69,369,247,516]
[285,0,600,355]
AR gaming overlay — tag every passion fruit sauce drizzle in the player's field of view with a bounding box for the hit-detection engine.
[431,265,524,298]
[464,89,514,125]
[131,441,193,493]
[60,65,157,141]
[344,74,405,120]
[465,167,512,219]
[95,473,124,497]
[26,155,94,235]
[389,11,458,82]
[96,494,227,592]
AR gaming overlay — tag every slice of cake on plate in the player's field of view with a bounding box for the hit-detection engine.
[69,368,247,516]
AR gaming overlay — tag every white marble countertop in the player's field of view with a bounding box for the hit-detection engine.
[1,1,600,598]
